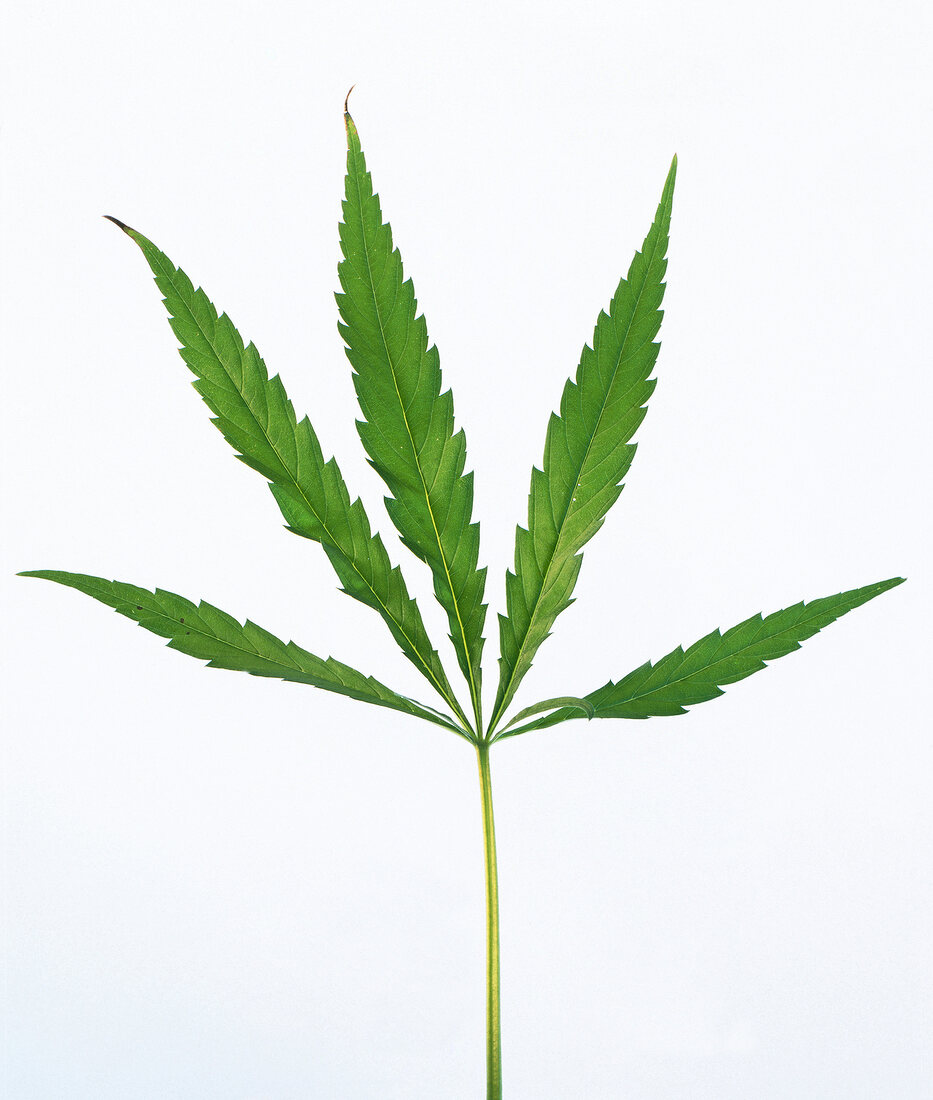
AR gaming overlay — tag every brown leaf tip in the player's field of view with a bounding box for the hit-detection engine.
[103,214,133,233]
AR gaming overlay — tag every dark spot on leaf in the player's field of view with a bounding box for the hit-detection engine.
[179,618,185,623]
[136,605,143,610]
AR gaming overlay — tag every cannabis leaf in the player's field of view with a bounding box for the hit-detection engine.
[19,570,465,735]
[338,111,488,732]
[495,578,905,737]
[491,157,677,733]
[21,104,904,1100]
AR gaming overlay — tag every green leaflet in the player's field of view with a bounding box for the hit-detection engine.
[499,696,596,732]
[106,218,464,725]
[491,158,677,733]
[495,578,905,738]
[337,112,487,732]
[19,571,466,737]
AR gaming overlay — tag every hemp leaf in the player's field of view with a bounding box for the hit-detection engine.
[20,103,903,1099]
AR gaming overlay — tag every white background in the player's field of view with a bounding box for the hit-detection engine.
[2,1,930,1097]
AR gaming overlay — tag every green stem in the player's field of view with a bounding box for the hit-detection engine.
[476,742,501,1099]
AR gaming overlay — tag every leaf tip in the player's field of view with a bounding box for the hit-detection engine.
[343,86,360,145]
[663,155,678,200]
[103,214,133,234]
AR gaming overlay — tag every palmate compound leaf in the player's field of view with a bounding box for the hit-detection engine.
[19,571,468,737]
[490,157,677,734]
[494,578,905,738]
[337,111,487,732]
[103,218,467,729]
